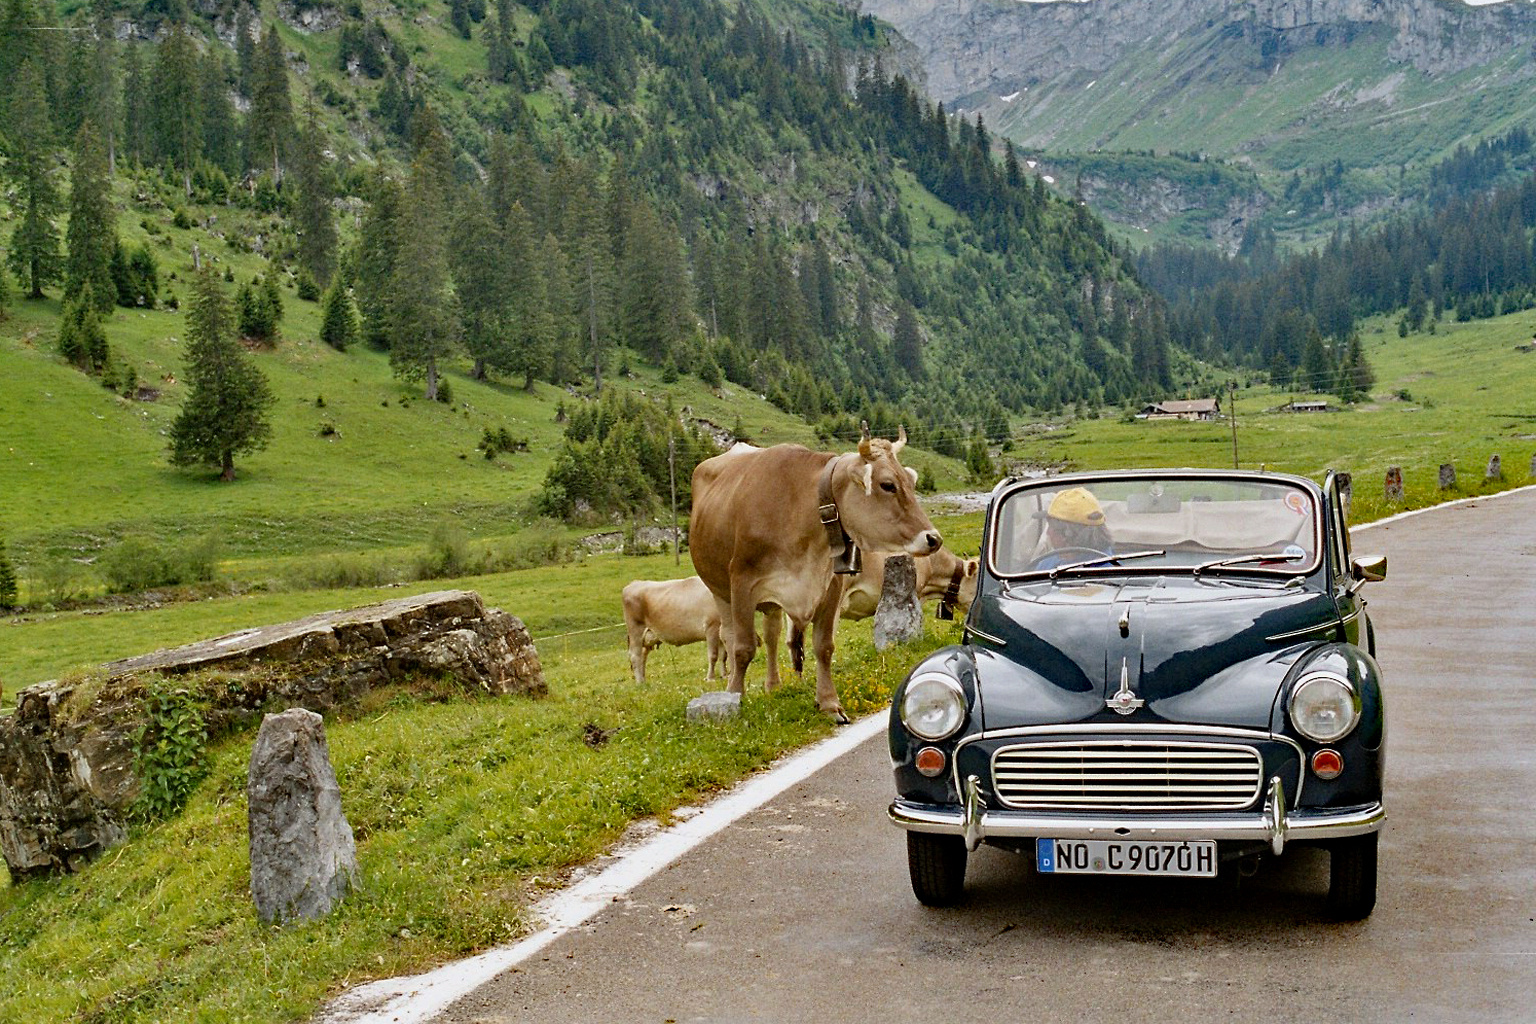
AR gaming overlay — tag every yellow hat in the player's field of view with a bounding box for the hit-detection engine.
[1042,487,1104,525]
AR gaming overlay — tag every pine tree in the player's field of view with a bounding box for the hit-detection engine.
[199,49,240,176]
[0,536,18,609]
[619,199,691,362]
[450,195,513,379]
[292,116,338,287]
[504,201,552,388]
[152,26,202,197]
[354,172,403,350]
[5,59,63,299]
[389,123,458,399]
[246,23,294,181]
[65,121,117,315]
[318,278,358,351]
[57,286,108,371]
[120,42,149,167]
[168,270,276,482]
[893,301,924,378]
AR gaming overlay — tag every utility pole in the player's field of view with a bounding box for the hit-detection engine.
[1229,379,1239,469]
[669,435,679,565]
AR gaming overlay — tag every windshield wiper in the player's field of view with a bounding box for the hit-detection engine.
[1192,552,1304,578]
[1048,549,1166,580]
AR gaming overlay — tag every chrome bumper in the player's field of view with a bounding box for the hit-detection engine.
[890,774,1384,855]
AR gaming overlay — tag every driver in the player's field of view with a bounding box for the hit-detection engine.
[1033,487,1114,570]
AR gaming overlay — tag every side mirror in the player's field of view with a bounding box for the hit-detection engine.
[1350,554,1387,583]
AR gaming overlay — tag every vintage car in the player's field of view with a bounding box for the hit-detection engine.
[888,469,1387,919]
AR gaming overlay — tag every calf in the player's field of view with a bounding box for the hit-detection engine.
[621,576,723,687]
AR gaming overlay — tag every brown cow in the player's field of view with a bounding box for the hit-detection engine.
[838,547,980,621]
[688,428,942,722]
[621,576,723,686]
[781,548,979,674]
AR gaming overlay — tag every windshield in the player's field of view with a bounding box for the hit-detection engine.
[989,476,1321,578]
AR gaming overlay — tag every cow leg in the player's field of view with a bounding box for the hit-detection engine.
[625,623,649,687]
[705,619,722,681]
[761,608,783,693]
[723,590,754,696]
[811,589,848,724]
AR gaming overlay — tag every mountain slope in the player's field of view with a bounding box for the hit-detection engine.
[864,0,1536,246]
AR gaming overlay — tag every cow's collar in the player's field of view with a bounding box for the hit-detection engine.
[817,456,863,575]
[937,563,966,620]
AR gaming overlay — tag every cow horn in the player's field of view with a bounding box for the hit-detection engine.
[858,420,873,459]
[892,424,907,454]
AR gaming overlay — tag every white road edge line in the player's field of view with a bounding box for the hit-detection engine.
[316,480,1536,1023]
[313,711,886,1024]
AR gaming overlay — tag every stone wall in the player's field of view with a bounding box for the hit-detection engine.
[0,590,543,879]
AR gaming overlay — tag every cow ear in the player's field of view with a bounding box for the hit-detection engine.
[966,558,979,577]
[858,419,873,459]
[892,424,907,454]
[905,466,918,484]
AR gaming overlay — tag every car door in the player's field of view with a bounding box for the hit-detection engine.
[1322,471,1368,650]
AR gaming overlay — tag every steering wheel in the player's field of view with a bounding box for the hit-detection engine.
[1029,546,1116,570]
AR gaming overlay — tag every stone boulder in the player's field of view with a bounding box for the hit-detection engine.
[873,554,923,650]
[247,709,358,925]
[0,590,543,879]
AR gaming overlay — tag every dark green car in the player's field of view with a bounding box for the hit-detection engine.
[889,469,1387,919]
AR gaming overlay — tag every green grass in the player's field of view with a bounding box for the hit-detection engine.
[0,551,972,1024]
[996,311,1536,522]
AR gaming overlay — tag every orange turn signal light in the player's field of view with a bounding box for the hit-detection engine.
[915,746,947,777]
[1310,748,1343,780]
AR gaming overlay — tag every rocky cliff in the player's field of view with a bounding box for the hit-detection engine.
[863,0,1536,102]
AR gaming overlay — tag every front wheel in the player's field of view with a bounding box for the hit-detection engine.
[1326,832,1378,920]
[907,831,967,907]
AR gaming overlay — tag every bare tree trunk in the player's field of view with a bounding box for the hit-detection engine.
[221,451,236,482]
[425,357,439,402]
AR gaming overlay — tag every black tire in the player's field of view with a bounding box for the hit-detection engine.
[907,831,968,907]
[1326,832,1378,920]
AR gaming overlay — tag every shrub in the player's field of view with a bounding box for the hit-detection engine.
[131,680,208,822]
[295,269,320,302]
[415,520,476,580]
[99,536,182,592]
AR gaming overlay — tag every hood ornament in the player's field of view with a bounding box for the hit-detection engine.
[1107,657,1144,715]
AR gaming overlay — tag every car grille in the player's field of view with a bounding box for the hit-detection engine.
[992,739,1263,811]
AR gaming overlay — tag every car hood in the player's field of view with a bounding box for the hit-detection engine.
[970,576,1335,731]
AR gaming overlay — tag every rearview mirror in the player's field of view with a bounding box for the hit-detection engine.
[1350,554,1387,583]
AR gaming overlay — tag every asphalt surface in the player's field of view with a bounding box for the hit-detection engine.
[433,490,1536,1024]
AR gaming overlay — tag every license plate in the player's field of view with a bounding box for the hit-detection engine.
[1037,838,1217,877]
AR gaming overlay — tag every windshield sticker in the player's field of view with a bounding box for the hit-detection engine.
[1283,492,1310,516]
[1283,544,1306,561]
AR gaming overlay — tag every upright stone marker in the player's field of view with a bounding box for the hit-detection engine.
[1439,463,1456,490]
[1384,466,1403,503]
[873,554,922,650]
[1333,471,1352,520]
[247,708,358,925]
[1486,454,1502,481]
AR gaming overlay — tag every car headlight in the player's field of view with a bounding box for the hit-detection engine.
[901,673,967,742]
[1288,672,1360,743]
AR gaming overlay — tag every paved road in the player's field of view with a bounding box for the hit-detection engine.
[438,491,1536,1023]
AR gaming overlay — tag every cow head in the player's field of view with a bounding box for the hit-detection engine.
[932,550,980,620]
[838,424,943,558]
